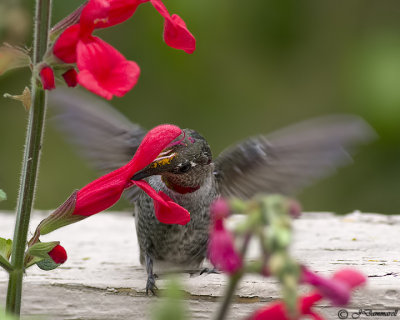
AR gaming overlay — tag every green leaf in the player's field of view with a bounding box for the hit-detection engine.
[27,241,59,259]
[0,189,6,202]
[0,237,12,260]
[0,44,31,76]
[36,258,61,271]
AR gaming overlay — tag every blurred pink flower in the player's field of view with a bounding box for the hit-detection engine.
[248,268,366,320]
[208,199,241,274]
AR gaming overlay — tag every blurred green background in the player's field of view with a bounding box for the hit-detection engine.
[1,0,400,214]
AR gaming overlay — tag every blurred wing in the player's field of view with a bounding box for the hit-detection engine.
[215,115,376,199]
[48,88,147,202]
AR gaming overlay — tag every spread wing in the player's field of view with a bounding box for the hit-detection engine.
[48,89,147,202]
[214,115,376,199]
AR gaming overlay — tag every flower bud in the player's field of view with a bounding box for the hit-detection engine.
[39,65,55,90]
[62,69,78,87]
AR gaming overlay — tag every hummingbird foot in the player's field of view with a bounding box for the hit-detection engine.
[146,273,158,296]
[145,254,158,296]
[200,267,220,275]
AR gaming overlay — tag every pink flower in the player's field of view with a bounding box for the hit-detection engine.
[62,69,78,87]
[39,65,55,90]
[302,268,366,306]
[249,268,366,320]
[48,244,68,264]
[208,203,242,274]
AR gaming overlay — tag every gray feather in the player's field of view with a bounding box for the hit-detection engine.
[48,89,147,202]
[214,115,376,199]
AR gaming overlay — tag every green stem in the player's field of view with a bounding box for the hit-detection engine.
[214,233,252,320]
[214,273,241,320]
[5,0,52,316]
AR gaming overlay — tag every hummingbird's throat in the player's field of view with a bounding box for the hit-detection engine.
[162,176,200,194]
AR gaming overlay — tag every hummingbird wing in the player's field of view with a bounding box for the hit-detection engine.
[214,115,376,199]
[49,89,147,202]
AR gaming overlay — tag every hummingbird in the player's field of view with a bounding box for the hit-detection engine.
[50,90,375,294]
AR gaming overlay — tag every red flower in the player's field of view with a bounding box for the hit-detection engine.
[52,0,195,98]
[34,124,191,238]
[53,0,138,99]
[208,200,242,274]
[48,244,68,264]
[62,69,78,87]
[39,65,55,90]
[250,293,324,320]
[89,0,196,53]
[73,124,184,217]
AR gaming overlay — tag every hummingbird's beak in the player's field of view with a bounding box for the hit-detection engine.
[131,149,177,181]
[131,168,152,181]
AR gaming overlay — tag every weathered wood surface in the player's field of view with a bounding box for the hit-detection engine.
[0,210,399,319]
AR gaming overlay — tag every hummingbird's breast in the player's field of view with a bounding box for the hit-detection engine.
[134,174,218,270]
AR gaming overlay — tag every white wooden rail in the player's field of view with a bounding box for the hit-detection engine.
[1,211,399,319]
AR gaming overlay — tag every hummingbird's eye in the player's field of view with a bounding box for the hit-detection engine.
[178,162,191,173]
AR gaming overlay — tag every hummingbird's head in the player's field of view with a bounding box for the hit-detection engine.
[131,129,213,190]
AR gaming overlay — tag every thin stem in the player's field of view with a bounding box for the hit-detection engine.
[214,273,241,320]
[6,0,52,316]
[214,233,252,320]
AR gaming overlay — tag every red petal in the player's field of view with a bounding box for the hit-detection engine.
[80,0,110,36]
[127,124,182,173]
[48,245,68,264]
[76,37,140,100]
[62,69,78,87]
[249,302,289,320]
[134,180,190,225]
[300,292,323,315]
[134,180,169,206]
[94,0,142,29]
[53,24,81,63]
[150,0,196,54]
[250,293,325,320]
[39,66,55,90]
[164,14,196,54]
[73,166,131,216]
